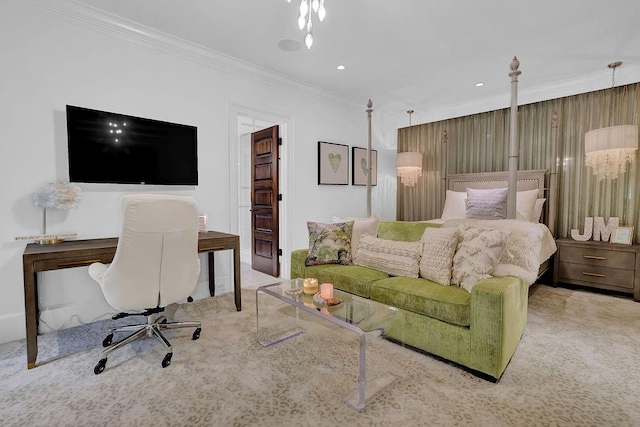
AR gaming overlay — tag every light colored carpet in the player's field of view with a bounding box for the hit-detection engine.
[1,284,639,426]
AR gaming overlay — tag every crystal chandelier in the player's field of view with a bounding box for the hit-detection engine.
[397,110,423,187]
[287,0,326,49]
[584,61,639,180]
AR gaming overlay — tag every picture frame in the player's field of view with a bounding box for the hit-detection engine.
[352,147,377,186]
[318,141,349,185]
[611,226,633,245]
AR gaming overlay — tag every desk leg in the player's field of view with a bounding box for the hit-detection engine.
[233,243,242,311]
[208,252,215,297]
[23,264,38,369]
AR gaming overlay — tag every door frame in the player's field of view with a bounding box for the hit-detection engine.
[229,103,293,279]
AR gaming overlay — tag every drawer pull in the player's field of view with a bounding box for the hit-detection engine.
[583,255,606,260]
[582,272,605,278]
[58,259,102,267]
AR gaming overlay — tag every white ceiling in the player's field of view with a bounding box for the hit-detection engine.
[70,0,640,122]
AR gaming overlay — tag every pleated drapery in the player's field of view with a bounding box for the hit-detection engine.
[397,83,640,242]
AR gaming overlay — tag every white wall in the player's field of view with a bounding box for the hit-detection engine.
[0,0,397,343]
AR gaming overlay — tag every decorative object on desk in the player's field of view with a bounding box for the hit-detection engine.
[318,141,349,185]
[352,147,377,186]
[303,278,319,295]
[29,182,81,244]
[570,217,620,242]
[611,226,634,245]
[320,283,334,299]
[198,215,208,232]
[584,62,638,180]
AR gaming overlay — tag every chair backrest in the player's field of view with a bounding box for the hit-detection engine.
[100,194,201,311]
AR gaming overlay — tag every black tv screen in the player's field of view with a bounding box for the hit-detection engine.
[66,105,198,185]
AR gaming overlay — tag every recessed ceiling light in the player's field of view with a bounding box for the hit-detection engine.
[475,82,484,87]
[336,65,346,70]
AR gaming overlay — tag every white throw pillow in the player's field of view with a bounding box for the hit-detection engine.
[419,227,458,285]
[516,189,540,222]
[441,190,467,221]
[451,225,510,292]
[350,217,379,259]
[531,198,546,223]
[354,234,423,278]
[465,188,508,220]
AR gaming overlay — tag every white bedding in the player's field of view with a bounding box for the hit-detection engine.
[441,218,557,286]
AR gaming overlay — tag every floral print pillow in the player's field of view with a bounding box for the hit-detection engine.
[305,221,354,266]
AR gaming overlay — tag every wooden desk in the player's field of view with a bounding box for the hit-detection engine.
[22,231,241,369]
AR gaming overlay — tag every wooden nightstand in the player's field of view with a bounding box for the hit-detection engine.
[553,239,640,301]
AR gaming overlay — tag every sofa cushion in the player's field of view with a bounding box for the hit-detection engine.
[370,277,471,327]
[354,235,423,278]
[305,221,354,266]
[311,265,389,298]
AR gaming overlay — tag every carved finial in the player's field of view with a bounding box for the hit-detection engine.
[367,99,373,109]
[510,56,520,71]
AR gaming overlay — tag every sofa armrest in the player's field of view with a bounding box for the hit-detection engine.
[469,276,528,379]
[290,249,308,279]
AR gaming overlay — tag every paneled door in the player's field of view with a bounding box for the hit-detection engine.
[251,125,280,277]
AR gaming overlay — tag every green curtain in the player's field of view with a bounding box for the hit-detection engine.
[397,83,640,242]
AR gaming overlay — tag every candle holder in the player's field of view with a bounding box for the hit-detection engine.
[303,278,319,295]
[320,283,334,299]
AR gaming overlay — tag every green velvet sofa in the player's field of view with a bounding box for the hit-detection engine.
[290,220,529,380]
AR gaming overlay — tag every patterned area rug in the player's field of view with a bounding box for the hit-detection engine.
[1,284,639,426]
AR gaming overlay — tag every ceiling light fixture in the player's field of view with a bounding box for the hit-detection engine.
[584,61,639,180]
[336,65,345,70]
[475,82,484,87]
[287,0,326,49]
[397,110,423,187]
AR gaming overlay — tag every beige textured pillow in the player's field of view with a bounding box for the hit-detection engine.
[451,225,510,292]
[343,217,379,259]
[419,227,458,285]
[354,234,423,278]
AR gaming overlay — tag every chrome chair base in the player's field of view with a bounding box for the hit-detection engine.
[94,314,201,374]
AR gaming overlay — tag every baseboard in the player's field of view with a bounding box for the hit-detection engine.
[0,312,26,344]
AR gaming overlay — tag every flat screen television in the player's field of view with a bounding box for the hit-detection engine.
[66,105,198,185]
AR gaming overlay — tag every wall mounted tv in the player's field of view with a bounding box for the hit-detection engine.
[66,105,198,185]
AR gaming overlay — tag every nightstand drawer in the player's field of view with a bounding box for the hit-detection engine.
[559,247,635,270]
[558,262,635,290]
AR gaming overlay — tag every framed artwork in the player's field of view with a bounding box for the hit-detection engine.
[611,226,633,245]
[352,147,377,186]
[318,141,349,185]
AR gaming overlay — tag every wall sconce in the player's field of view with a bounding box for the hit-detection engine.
[584,62,639,180]
[397,110,423,186]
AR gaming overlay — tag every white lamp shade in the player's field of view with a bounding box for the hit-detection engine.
[585,125,638,153]
[397,152,422,168]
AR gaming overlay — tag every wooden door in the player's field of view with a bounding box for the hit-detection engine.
[251,125,280,277]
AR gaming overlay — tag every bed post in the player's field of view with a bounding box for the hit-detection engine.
[441,129,448,209]
[366,99,373,217]
[507,57,521,219]
[548,112,559,236]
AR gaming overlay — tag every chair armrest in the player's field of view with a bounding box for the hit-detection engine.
[469,276,528,379]
[290,249,308,279]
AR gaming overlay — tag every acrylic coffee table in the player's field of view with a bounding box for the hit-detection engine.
[255,278,404,410]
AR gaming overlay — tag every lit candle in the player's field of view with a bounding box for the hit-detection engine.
[303,278,318,295]
[320,283,334,299]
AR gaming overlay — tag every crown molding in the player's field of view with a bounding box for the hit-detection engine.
[22,0,363,112]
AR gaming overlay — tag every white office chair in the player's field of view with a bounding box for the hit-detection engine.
[88,194,202,374]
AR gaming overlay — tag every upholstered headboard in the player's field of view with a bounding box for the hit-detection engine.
[447,169,547,198]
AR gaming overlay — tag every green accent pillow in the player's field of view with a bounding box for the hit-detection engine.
[305,221,354,266]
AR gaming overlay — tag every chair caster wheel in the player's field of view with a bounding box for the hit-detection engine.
[192,328,201,340]
[162,353,172,368]
[102,334,113,347]
[187,296,194,302]
[94,358,107,375]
